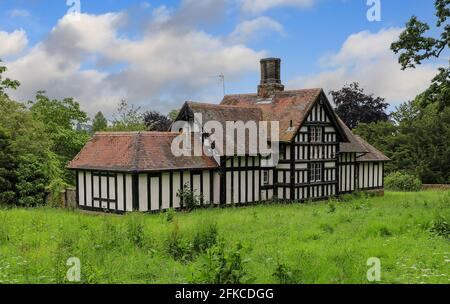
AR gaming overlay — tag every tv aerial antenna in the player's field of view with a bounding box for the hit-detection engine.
[209,73,226,96]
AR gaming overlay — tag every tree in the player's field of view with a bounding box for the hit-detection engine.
[110,100,146,131]
[330,82,389,129]
[168,109,180,121]
[0,59,20,97]
[92,111,108,133]
[29,91,90,183]
[143,111,173,131]
[0,127,17,205]
[0,66,58,205]
[355,99,450,183]
[391,0,450,109]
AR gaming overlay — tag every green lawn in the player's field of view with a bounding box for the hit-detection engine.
[0,191,449,284]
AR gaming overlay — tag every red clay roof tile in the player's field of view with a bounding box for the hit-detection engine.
[68,132,217,172]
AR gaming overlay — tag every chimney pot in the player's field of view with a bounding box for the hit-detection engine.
[258,58,285,98]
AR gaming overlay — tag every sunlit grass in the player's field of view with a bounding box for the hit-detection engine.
[0,190,449,284]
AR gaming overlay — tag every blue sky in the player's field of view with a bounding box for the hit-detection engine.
[0,0,442,116]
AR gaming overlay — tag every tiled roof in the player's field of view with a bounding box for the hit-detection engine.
[186,101,263,125]
[336,116,368,154]
[354,135,391,162]
[180,102,264,155]
[68,132,218,172]
[221,89,323,142]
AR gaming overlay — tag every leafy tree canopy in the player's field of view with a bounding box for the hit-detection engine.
[391,0,450,109]
[92,111,108,133]
[0,60,20,97]
[330,82,389,129]
[355,99,450,183]
[144,110,173,131]
[168,109,180,121]
[110,100,146,131]
[29,92,90,173]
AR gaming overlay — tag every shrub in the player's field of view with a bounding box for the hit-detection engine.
[272,260,297,284]
[99,218,123,250]
[164,208,176,223]
[192,220,218,254]
[320,223,334,234]
[165,221,193,262]
[126,213,145,247]
[327,201,336,213]
[378,226,392,237]
[177,183,202,211]
[15,155,48,206]
[385,171,422,192]
[0,213,9,244]
[430,215,450,239]
[192,242,253,284]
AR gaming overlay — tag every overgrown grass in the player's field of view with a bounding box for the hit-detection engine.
[0,191,449,284]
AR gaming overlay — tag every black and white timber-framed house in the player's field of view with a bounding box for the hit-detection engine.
[68,58,390,213]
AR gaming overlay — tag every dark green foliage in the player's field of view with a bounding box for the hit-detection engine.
[326,201,336,213]
[0,128,17,205]
[126,213,145,247]
[355,101,450,184]
[378,226,392,237]
[272,260,297,284]
[391,0,450,110]
[0,61,91,206]
[164,208,176,223]
[15,155,48,206]
[0,59,20,96]
[92,111,108,133]
[385,172,422,192]
[176,183,202,211]
[29,91,90,183]
[165,219,218,263]
[193,242,252,284]
[430,214,450,239]
[330,82,389,129]
[143,110,173,131]
[192,220,218,254]
[165,221,193,262]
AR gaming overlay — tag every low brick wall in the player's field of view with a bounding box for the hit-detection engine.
[422,184,450,190]
[45,188,77,208]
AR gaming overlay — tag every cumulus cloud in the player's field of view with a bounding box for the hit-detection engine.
[288,28,438,106]
[228,16,284,43]
[240,0,315,13]
[4,10,264,116]
[0,30,28,58]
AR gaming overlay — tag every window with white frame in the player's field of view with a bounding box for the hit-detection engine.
[263,170,270,185]
[310,127,322,143]
[310,163,322,182]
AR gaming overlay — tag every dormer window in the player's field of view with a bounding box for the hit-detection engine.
[310,127,322,143]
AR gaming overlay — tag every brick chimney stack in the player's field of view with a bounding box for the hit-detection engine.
[257,58,285,98]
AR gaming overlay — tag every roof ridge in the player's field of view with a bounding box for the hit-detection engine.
[223,88,322,98]
[187,101,260,109]
[94,131,177,137]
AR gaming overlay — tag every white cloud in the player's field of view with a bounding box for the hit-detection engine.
[0,30,28,57]
[152,5,171,24]
[288,28,438,106]
[8,9,30,18]
[229,16,284,43]
[4,12,265,116]
[240,0,315,13]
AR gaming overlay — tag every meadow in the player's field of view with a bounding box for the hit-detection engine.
[0,191,449,284]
